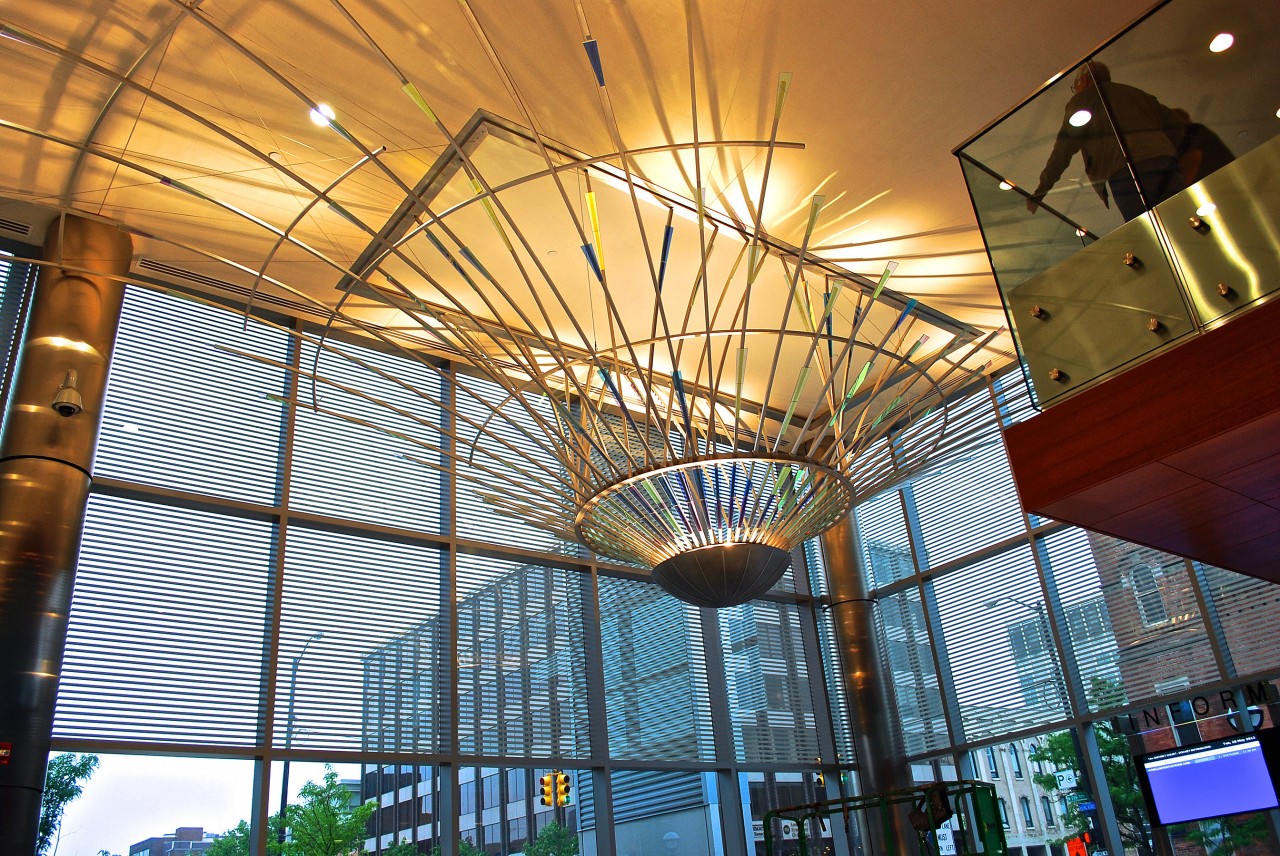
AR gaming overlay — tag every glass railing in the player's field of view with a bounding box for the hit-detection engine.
[956,0,1280,405]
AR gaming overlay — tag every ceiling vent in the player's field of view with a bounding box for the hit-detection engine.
[133,257,327,320]
[0,216,32,237]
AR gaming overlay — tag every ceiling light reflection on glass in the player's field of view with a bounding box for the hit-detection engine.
[1069,109,1092,127]
[1209,32,1234,53]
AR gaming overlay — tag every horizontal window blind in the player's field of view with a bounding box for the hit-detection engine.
[455,553,591,758]
[1199,563,1280,678]
[910,421,1024,568]
[931,544,1065,741]
[1036,528,1124,712]
[56,493,274,745]
[290,336,445,533]
[96,287,290,504]
[454,373,576,555]
[1085,533,1218,706]
[281,524,448,753]
[0,247,32,415]
[877,589,949,755]
[722,601,821,763]
[598,576,715,762]
[854,491,914,587]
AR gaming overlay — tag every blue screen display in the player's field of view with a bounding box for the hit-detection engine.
[1141,736,1279,825]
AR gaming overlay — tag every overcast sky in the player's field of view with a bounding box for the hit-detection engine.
[53,755,360,856]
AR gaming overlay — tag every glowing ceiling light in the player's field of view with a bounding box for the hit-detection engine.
[998,180,1014,191]
[1069,109,1092,127]
[1075,228,1087,238]
[1209,32,1234,53]
[309,103,336,126]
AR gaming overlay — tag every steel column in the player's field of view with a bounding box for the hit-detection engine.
[820,514,914,853]
[0,214,131,853]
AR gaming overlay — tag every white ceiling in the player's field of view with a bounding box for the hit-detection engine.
[0,0,1162,382]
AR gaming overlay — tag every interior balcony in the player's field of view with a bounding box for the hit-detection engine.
[954,0,1280,582]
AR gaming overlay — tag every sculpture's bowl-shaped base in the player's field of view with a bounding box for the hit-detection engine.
[651,542,792,608]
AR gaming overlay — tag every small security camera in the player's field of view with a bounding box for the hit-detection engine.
[52,369,83,418]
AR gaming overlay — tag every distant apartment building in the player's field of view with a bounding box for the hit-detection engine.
[969,735,1068,856]
[128,827,216,856]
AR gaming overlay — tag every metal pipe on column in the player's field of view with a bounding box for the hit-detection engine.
[0,214,131,853]
[820,514,915,854]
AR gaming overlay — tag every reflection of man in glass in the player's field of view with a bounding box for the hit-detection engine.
[1027,62,1186,221]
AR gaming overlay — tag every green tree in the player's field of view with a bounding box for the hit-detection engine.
[524,820,579,856]
[281,766,376,856]
[1029,725,1153,856]
[1180,814,1269,856]
[429,840,484,856]
[384,839,423,856]
[206,820,253,856]
[38,752,100,855]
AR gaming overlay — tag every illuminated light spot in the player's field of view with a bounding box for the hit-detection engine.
[309,103,336,126]
[1069,109,1092,127]
[1075,228,1087,238]
[998,180,1014,191]
[1209,32,1234,53]
[1196,203,1217,217]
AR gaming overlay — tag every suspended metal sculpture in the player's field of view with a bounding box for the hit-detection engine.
[0,3,1000,607]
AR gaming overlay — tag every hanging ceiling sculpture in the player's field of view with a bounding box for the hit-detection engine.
[249,103,999,607]
[0,1,1003,607]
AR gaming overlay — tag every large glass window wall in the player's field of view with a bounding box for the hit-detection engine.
[856,379,1280,856]
[41,285,851,856]
[16,279,1279,856]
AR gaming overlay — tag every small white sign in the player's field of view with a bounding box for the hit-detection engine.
[936,827,957,856]
[1054,769,1078,790]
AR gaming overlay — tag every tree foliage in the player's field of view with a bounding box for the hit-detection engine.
[1028,725,1153,856]
[281,766,376,856]
[524,820,579,856]
[39,753,100,855]
[384,839,423,856]
[1180,814,1269,856]
[430,840,484,856]
[205,820,253,856]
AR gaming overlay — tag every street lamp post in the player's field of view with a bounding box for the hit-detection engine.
[278,630,325,845]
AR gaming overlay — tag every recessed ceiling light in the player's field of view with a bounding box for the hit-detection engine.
[1209,32,1234,53]
[309,103,336,126]
[1075,228,1087,238]
[998,180,1014,191]
[1069,109,1092,127]
[1196,203,1217,217]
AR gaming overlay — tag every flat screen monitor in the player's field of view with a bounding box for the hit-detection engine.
[1135,733,1280,825]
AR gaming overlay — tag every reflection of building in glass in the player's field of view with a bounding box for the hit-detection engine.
[723,601,820,763]
[361,563,822,854]
[1088,534,1280,702]
[1005,595,1117,708]
[867,543,945,756]
[128,827,217,856]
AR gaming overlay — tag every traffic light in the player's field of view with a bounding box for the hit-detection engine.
[554,771,572,806]
[539,772,555,806]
